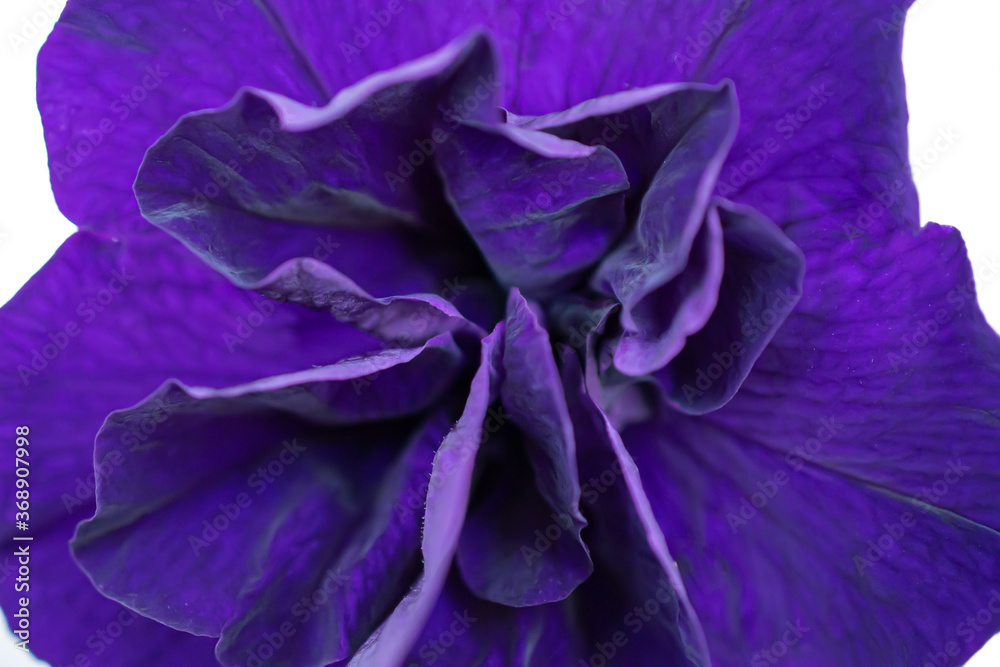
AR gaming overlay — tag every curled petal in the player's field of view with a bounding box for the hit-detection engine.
[592,84,738,365]
[0,230,381,666]
[38,0,331,235]
[72,336,463,665]
[561,348,710,666]
[512,82,731,197]
[135,32,499,302]
[456,290,592,606]
[654,198,805,413]
[630,224,1000,666]
[249,257,487,345]
[349,324,505,666]
[612,204,724,375]
[436,120,628,297]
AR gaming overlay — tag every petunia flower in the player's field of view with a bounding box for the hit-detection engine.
[2,1,999,666]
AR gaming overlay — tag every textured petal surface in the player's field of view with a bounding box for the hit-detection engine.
[38,0,330,235]
[214,413,448,667]
[628,224,1000,666]
[400,346,718,667]
[501,291,586,534]
[247,257,487,347]
[43,0,916,250]
[593,85,738,372]
[513,83,731,200]
[627,413,1000,667]
[612,205,724,376]
[436,120,628,297]
[706,1,919,244]
[456,290,591,606]
[0,522,219,666]
[0,231,375,665]
[654,199,804,413]
[135,33,497,300]
[403,567,588,666]
[562,350,710,665]
[25,3,983,666]
[714,223,1000,539]
[349,324,504,666]
[72,335,463,665]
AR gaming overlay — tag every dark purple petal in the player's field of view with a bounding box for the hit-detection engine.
[625,412,1000,667]
[455,290,592,606]
[0,231,375,665]
[247,257,486,346]
[38,0,330,235]
[627,224,1000,666]
[592,84,737,372]
[715,222,1000,536]
[654,198,804,414]
[0,231,380,529]
[0,522,219,666]
[26,3,976,665]
[72,335,462,665]
[215,411,452,667]
[703,1,918,244]
[404,568,588,665]
[561,349,710,666]
[43,1,915,249]
[501,290,586,530]
[511,82,731,198]
[400,348,716,665]
[349,324,504,666]
[436,121,628,297]
[135,32,497,303]
[454,429,593,607]
[612,205,724,376]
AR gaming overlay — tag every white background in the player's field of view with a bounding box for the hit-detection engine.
[1,0,998,665]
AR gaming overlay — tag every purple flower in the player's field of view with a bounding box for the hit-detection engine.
[2,1,999,666]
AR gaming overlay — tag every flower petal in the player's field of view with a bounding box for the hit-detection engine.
[348,324,505,667]
[135,32,497,302]
[653,198,804,413]
[625,412,1000,667]
[501,290,587,531]
[455,290,592,606]
[591,84,738,366]
[435,120,628,297]
[512,82,730,198]
[43,0,916,250]
[215,411,452,667]
[412,349,716,666]
[0,521,219,666]
[39,0,331,235]
[247,257,487,346]
[715,222,1000,537]
[628,223,1000,665]
[0,231,375,665]
[404,568,588,665]
[702,1,918,243]
[612,204,724,375]
[561,349,711,666]
[0,231,381,527]
[72,335,462,665]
